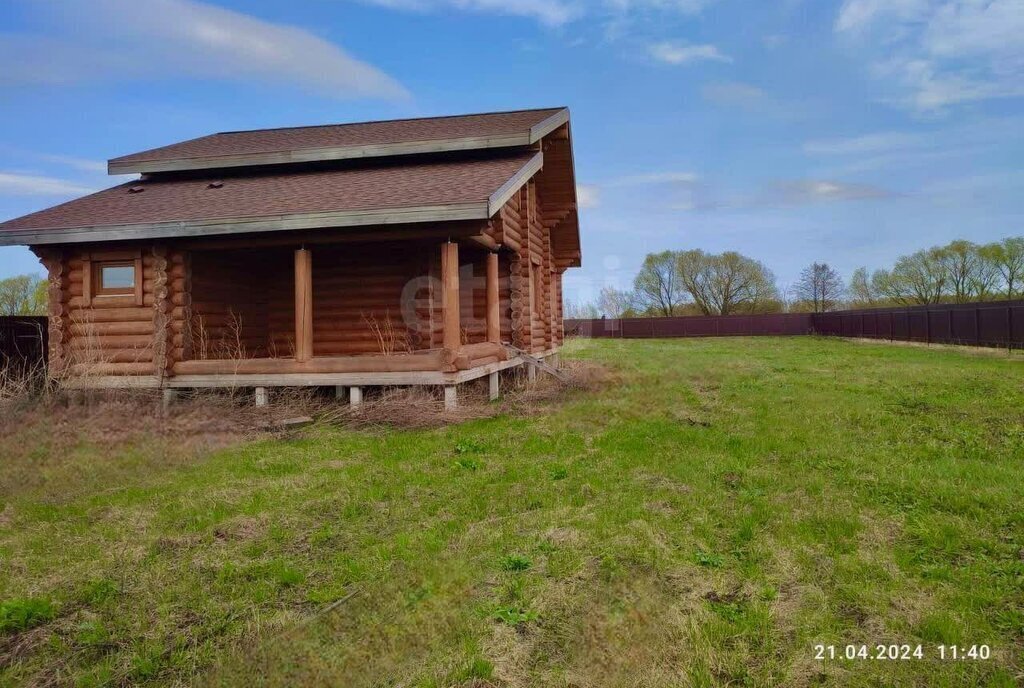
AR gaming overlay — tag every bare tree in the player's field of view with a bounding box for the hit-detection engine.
[633,250,685,316]
[793,262,844,312]
[563,299,599,319]
[847,267,875,307]
[597,286,638,318]
[677,250,780,315]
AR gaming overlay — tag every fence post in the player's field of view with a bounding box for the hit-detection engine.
[1008,305,1014,352]
[1007,305,1015,352]
[925,306,931,345]
[975,307,981,346]
[949,309,954,344]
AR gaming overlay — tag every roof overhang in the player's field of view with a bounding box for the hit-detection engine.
[108,109,567,175]
[1,152,543,246]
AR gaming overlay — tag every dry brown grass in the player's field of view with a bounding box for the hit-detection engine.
[362,310,413,355]
[0,359,609,501]
[316,359,611,430]
[843,335,1024,358]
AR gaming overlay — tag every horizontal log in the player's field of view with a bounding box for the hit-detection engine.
[142,277,187,293]
[69,294,158,308]
[68,362,154,376]
[302,333,412,345]
[464,341,504,356]
[69,334,154,349]
[501,234,521,253]
[189,309,266,322]
[313,346,388,356]
[69,349,154,363]
[70,321,154,336]
[67,307,154,323]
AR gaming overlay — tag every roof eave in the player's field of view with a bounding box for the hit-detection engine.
[113,107,573,176]
[0,202,491,247]
[488,152,543,216]
[106,108,568,175]
[528,108,570,144]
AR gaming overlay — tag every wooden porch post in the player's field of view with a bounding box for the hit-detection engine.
[294,248,313,362]
[441,242,460,351]
[486,252,500,344]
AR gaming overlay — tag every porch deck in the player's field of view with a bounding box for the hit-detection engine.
[61,346,559,410]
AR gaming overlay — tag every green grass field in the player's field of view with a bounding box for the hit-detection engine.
[1,337,1022,687]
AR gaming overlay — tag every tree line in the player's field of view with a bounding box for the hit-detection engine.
[1,236,1021,317]
[569,236,1024,318]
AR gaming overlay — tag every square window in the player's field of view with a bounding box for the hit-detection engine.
[94,261,136,295]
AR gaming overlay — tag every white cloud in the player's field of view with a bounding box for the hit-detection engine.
[923,0,1024,60]
[576,184,600,209]
[685,178,898,212]
[33,154,107,174]
[835,0,928,33]
[701,81,766,108]
[768,179,895,204]
[361,0,717,26]
[611,171,700,185]
[606,0,717,14]
[836,0,1024,111]
[802,116,1023,176]
[0,0,407,100]
[649,41,731,65]
[0,173,97,196]
[360,0,579,26]
[803,131,925,156]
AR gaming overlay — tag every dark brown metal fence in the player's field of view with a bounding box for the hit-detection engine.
[567,313,814,338]
[0,316,48,370]
[812,300,1024,349]
[566,300,1024,349]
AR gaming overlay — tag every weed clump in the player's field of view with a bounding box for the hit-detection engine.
[0,598,55,634]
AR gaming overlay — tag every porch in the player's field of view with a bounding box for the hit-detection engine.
[63,236,560,408]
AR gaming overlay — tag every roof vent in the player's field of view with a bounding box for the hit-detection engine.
[207,181,224,189]
[127,185,145,194]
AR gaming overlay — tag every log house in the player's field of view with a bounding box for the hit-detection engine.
[0,108,582,406]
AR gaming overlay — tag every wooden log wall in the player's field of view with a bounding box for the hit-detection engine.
[33,162,570,382]
[32,248,68,375]
[192,246,428,360]
[492,179,562,353]
[190,250,277,359]
[304,243,434,356]
[455,245,511,346]
[424,244,511,349]
[32,244,189,377]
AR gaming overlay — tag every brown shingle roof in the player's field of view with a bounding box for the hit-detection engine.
[0,152,537,235]
[109,107,566,173]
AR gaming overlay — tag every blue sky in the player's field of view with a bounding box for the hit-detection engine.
[1,0,1022,305]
